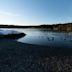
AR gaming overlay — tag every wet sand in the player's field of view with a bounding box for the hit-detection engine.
[0,39,72,72]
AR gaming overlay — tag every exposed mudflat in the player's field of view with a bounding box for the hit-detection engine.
[0,39,72,72]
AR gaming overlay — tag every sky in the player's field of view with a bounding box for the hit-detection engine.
[0,0,72,26]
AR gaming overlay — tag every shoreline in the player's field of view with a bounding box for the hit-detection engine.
[0,39,72,56]
[0,39,72,71]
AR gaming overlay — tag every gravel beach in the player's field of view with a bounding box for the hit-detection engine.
[0,39,72,72]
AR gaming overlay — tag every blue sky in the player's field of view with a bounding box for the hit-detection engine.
[0,0,72,25]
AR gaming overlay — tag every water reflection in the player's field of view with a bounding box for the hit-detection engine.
[17,28,72,48]
[1,28,72,48]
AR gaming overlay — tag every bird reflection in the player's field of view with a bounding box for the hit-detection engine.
[47,37,54,41]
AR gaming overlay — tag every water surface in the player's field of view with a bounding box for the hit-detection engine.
[1,28,72,48]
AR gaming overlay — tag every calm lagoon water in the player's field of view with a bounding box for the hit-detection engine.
[1,28,72,48]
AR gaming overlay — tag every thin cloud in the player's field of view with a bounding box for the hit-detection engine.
[0,11,20,17]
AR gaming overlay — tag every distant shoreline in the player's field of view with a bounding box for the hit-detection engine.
[0,23,72,32]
